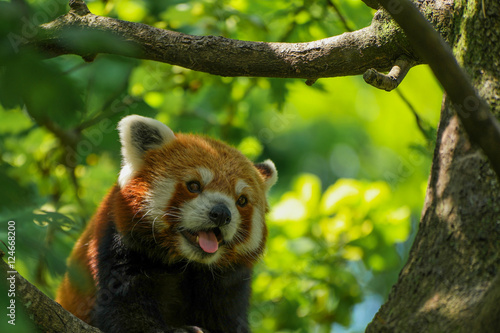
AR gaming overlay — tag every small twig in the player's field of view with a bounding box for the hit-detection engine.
[305,78,317,86]
[23,106,80,153]
[77,95,138,131]
[69,0,91,16]
[363,56,415,91]
[377,0,500,180]
[327,0,355,32]
[395,89,435,144]
[0,241,7,253]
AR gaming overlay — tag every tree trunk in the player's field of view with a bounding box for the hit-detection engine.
[366,0,500,331]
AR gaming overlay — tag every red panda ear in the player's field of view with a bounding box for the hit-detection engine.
[254,159,278,191]
[117,115,176,187]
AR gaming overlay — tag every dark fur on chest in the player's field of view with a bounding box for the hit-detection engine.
[92,221,251,333]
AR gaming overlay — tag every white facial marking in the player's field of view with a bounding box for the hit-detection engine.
[197,167,214,186]
[235,179,249,196]
[235,206,264,255]
[144,178,176,228]
[139,166,271,265]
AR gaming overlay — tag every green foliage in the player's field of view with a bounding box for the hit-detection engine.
[0,0,442,332]
[251,175,410,332]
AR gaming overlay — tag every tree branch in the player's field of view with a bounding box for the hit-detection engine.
[363,56,415,91]
[19,0,412,81]
[0,250,102,333]
[376,0,500,181]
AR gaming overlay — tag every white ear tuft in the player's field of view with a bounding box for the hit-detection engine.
[254,159,278,191]
[117,115,176,187]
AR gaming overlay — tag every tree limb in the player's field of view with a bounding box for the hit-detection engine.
[0,251,102,333]
[363,56,415,91]
[19,0,413,81]
[376,0,500,181]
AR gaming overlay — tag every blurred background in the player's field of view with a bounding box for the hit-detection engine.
[0,0,442,332]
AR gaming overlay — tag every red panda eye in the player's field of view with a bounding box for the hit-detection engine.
[187,181,202,193]
[237,195,248,207]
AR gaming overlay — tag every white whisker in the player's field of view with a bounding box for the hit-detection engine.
[152,214,162,244]
[130,208,154,241]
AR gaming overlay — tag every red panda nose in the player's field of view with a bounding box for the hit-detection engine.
[209,204,232,226]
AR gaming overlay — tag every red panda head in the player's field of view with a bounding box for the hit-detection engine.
[114,115,277,268]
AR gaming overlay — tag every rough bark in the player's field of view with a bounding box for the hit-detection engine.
[377,0,500,179]
[366,0,500,332]
[20,0,412,80]
[0,252,102,333]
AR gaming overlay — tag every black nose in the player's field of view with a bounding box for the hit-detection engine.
[209,204,231,226]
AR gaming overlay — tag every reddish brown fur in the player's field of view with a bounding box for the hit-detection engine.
[148,134,269,267]
[57,132,271,323]
[56,187,123,321]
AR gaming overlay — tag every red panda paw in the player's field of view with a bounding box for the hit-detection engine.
[166,326,209,333]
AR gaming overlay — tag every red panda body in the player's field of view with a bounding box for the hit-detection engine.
[56,115,277,333]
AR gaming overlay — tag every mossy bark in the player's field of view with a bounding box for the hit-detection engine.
[366,0,500,331]
[23,0,412,80]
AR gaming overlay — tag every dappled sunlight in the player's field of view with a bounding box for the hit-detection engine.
[251,174,413,331]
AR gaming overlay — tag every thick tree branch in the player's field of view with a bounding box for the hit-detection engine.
[0,251,101,332]
[19,0,413,81]
[376,0,500,180]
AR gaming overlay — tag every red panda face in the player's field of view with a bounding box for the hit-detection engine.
[114,115,277,268]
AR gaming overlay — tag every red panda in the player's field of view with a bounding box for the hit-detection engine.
[56,115,277,333]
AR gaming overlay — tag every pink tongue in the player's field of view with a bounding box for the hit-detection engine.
[198,231,219,253]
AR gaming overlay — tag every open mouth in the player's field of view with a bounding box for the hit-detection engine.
[181,228,223,254]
